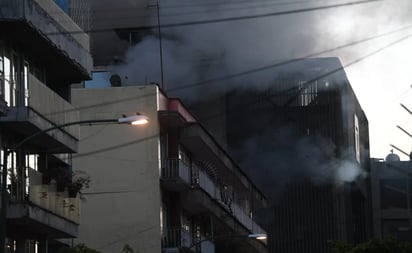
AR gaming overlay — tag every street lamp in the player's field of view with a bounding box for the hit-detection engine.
[247,233,267,240]
[0,113,149,251]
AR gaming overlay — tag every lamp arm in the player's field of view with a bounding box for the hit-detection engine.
[12,119,118,150]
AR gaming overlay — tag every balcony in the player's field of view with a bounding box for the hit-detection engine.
[158,97,196,127]
[192,170,266,237]
[0,0,92,81]
[0,73,79,152]
[6,168,79,238]
[161,158,191,191]
[161,156,266,244]
[162,227,193,249]
[162,227,214,253]
[161,152,266,246]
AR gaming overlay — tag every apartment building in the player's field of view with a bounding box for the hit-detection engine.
[71,85,267,253]
[0,0,92,252]
[371,153,412,240]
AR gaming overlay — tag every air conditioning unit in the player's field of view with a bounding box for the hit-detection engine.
[162,247,181,253]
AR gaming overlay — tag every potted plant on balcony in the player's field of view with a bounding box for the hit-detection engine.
[67,170,91,198]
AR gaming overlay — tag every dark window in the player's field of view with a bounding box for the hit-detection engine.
[381,179,412,209]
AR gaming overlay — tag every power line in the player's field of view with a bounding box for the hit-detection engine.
[166,24,412,93]
[158,0,352,17]
[177,32,412,127]
[284,33,412,106]
[123,0,382,29]
[159,0,356,19]
[23,23,411,124]
[3,23,406,123]
[67,31,412,158]
[42,0,381,36]
[161,0,333,9]
[44,0,360,14]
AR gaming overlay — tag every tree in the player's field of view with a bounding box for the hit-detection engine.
[329,237,412,253]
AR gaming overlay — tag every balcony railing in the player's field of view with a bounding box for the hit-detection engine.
[162,158,265,236]
[232,203,266,236]
[162,158,191,184]
[8,168,80,224]
[196,169,266,235]
[162,227,193,249]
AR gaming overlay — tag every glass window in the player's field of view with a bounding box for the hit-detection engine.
[380,179,412,209]
[24,63,29,106]
[4,56,10,105]
[0,55,3,75]
[11,54,17,106]
[26,154,39,171]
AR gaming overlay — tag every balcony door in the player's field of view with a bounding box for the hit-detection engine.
[3,53,17,107]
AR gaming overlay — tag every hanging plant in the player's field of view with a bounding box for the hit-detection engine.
[67,170,91,197]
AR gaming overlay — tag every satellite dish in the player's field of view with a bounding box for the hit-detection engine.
[109,74,122,87]
[386,150,400,162]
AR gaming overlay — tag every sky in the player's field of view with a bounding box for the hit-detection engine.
[107,0,412,161]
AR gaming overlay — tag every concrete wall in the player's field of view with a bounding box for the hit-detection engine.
[29,73,79,139]
[86,0,153,66]
[370,159,412,239]
[71,85,162,253]
[0,0,92,75]
[34,0,89,49]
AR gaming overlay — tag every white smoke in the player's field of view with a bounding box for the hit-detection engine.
[334,160,365,184]
[232,127,367,198]
[110,0,412,100]
[108,0,412,161]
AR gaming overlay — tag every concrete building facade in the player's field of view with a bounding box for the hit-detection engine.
[0,0,92,252]
[371,154,412,240]
[71,85,268,253]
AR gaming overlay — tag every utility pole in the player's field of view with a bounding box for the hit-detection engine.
[148,1,164,90]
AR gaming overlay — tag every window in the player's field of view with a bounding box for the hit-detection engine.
[4,55,11,105]
[298,80,318,106]
[380,179,412,209]
[3,52,18,107]
[354,114,360,163]
[24,63,29,106]
[0,54,3,97]
[178,146,191,166]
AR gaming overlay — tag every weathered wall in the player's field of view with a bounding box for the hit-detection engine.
[71,85,162,253]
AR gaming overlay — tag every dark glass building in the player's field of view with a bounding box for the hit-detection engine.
[189,57,372,253]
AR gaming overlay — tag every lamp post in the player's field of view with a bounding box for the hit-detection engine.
[0,113,149,251]
[187,233,267,253]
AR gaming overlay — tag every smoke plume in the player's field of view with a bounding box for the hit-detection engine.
[110,0,412,98]
[232,127,365,199]
[107,0,412,190]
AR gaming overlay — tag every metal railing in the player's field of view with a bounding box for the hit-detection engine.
[196,170,265,235]
[162,158,266,236]
[162,227,193,249]
[8,168,80,223]
[162,158,191,184]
